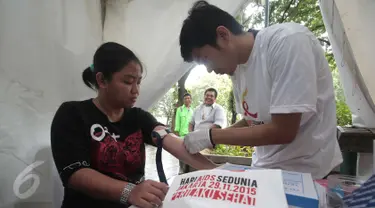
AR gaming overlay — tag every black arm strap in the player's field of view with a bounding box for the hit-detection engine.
[152,131,169,185]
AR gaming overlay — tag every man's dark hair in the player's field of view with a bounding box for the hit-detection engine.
[204,88,218,98]
[183,93,191,98]
[179,0,244,62]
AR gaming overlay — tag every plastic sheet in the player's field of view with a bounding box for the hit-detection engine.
[320,0,375,128]
[0,1,102,207]
[320,0,375,178]
[103,0,248,110]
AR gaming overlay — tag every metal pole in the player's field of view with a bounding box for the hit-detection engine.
[264,0,270,27]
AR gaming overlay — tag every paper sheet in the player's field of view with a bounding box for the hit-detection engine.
[282,172,304,195]
[314,182,328,208]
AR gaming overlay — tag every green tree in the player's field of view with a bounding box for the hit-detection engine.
[228,88,237,124]
[149,86,178,126]
[332,70,352,126]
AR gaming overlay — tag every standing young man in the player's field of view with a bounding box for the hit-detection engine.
[174,93,193,137]
[174,93,194,174]
[179,1,342,179]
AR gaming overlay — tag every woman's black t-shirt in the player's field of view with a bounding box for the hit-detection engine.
[50,99,162,208]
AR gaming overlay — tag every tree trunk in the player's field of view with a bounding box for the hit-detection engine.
[177,69,192,106]
[229,88,237,124]
[100,0,107,29]
[231,111,237,125]
[170,103,179,132]
[166,116,170,127]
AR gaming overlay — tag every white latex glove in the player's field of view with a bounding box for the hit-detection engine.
[183,129,213,154]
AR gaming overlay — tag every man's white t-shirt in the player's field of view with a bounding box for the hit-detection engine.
[231,23,343,179]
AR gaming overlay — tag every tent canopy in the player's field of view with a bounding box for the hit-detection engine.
[2,0,374,207]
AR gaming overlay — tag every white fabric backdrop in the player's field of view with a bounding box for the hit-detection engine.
[104,0,248,110]
[0,0,247,207]
[0,1,102,207]
[320,0,375,128]
[320,0,375,178]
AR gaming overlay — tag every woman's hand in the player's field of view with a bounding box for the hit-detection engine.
[128,180,169,208]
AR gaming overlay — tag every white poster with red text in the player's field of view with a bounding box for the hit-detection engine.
[162,169,288,208]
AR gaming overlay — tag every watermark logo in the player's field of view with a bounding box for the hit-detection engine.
[13,160,45,199]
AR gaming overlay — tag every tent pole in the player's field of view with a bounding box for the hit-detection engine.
[264,0,270,27]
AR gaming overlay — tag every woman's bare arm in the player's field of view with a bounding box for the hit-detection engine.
[68,168,127,202]
[153,126,217,170]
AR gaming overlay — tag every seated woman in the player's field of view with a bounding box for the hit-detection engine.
[50,42,216,208]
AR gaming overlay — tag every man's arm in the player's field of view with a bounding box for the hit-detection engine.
[211,113,301,146]
[174,107,181,135]
[153,126,217,169]
[210,124,221,129]
[212,105,226,128]
[188,123,194,132]
[188,109,196,132]
[226,118,249,129]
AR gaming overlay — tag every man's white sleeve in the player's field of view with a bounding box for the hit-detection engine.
[268,33,318,114]
[190,108,196,125]
[214,106,227,128]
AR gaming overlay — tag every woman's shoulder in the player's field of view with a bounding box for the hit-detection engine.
[56,99,91,113]
[125,107,148,115]
[53,99,94,122]
[51,99,96,131]
[123,107,156,123]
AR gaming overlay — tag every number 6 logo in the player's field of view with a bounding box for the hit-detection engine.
[13,161,45,199]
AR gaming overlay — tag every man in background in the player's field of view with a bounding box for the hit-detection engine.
[189,88,226,132]
[174,93,194,174]
[174,93,193,137]
[180,88,226,174]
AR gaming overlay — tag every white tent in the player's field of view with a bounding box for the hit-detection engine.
[320,0,375,128]
[0,0,248,207]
